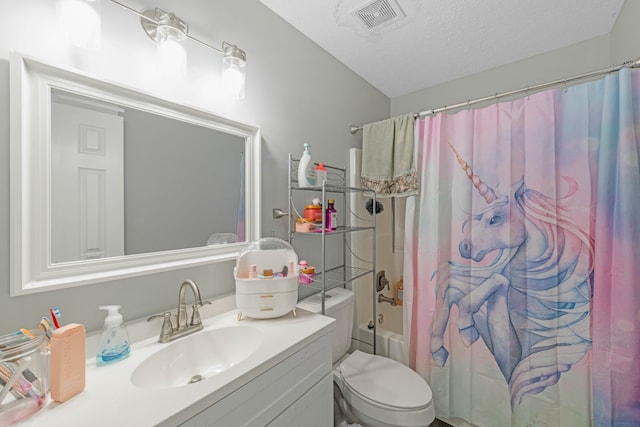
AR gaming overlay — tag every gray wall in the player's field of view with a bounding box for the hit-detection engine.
[0,0,388,335]
[391,0,640,116]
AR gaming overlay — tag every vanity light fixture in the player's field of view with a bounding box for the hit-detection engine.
[141,8,188,79]
[222,44,247,100]
[109,0,247,99]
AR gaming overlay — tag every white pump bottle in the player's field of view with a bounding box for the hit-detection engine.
[298,143,315,187]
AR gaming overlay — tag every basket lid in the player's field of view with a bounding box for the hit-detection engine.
[237,237,295,258]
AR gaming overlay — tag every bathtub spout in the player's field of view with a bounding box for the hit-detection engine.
[378,293,397,306]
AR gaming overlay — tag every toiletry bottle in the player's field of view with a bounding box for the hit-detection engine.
[50,323,86,402]
[248,264,258,278]
[298,260,311,284]
[315,162,328,185]
[395,276,404,306]
[288,261,295,277]
[326,199,337,230]
[304,204,323,223]
[298,143,315,187]
[96,305,131,366]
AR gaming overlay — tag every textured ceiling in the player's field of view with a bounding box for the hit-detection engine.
[258,0,625,98]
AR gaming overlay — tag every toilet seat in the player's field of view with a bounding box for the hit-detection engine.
[340,350,432,409]
[336,351,435,427]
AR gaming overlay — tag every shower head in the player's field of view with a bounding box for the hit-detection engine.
[365,199,384,215]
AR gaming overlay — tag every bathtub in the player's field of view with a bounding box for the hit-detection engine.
[352,320,408,366]
[352,296,409,366]
[348,147,409,367]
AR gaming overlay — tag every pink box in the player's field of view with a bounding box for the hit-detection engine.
[50,323,86,403]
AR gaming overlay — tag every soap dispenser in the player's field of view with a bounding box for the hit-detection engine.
[298,143,314,187]
[96,305,131,366]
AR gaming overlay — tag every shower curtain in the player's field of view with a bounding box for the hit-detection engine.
[404,68,640,426]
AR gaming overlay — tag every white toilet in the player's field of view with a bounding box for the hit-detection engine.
[298,287,435,427]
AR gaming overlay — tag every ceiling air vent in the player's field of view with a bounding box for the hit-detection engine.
[353,0,405,30]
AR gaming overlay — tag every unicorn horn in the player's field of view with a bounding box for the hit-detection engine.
[448,143,498,204]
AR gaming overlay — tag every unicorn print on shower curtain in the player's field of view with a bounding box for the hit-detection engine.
[404,68,640,427]
[431,144,593,407]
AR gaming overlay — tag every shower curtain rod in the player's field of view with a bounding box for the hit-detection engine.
[349,57,640,134]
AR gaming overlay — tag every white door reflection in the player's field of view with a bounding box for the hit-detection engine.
[51,92,125,263]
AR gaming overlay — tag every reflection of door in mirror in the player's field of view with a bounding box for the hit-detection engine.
[51,91,125,263]
[49,88,246,263]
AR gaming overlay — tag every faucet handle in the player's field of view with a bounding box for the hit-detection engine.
[147,312,174,342]
[190,301,211,326]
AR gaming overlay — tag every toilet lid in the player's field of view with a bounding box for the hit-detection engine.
[339,350,432,410]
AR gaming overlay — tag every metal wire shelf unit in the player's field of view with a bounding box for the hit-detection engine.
[300,265,373,290]
[287,153,378,352]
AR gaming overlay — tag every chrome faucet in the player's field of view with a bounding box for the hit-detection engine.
[147,279,211,343]
[378,293,397,306]
[177,279,204,329]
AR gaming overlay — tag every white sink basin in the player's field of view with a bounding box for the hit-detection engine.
[131,326,263,389]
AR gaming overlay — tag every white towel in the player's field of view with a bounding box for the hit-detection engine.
[361,113,418,197]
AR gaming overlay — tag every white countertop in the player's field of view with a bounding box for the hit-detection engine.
[20,299,334,427]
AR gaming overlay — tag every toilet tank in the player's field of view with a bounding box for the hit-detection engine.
[297,287,354,363]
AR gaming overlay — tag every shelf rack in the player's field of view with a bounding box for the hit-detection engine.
[287,154,379,352]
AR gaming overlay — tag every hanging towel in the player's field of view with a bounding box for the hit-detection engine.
[361,113,418,197]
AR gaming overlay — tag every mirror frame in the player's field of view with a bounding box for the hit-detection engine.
[9,53,261,295]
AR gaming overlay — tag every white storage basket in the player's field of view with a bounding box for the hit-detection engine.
[234,238,299,320]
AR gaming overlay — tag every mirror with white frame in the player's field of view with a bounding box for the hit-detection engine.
[10,53,261,295]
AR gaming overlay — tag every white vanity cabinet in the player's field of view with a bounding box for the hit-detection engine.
[22,307,334,427]
[178,333,333,427]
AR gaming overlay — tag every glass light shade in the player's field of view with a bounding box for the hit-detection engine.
[222,46,246,100]
[56,0,101,50]
[156,26,187,79]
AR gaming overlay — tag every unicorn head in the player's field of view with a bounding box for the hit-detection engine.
[449,144,529,261]
[458,179,527,261]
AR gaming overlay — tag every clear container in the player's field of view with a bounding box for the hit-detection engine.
[315,163,328,184]
[234,238,300,319]
[0,330,48,425]
[235,237,299,278]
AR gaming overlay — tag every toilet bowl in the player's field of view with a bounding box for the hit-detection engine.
[334,350,434,427]
[297,288,435,427]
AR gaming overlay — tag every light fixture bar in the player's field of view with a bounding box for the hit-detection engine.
[109,0,226,53]
[107,0,247,99]
[185,34,223,54]
[109,0,149,22]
